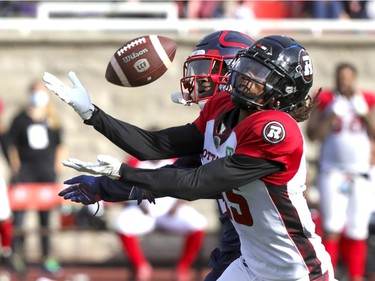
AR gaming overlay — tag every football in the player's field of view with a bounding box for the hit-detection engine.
[105,35,177,87]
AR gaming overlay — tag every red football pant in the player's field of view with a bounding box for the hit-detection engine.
[0,219,13,249]
[340,236,367,279]
[118,234,148,269]
[176,230,205,274]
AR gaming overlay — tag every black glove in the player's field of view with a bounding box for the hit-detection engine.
[129,186,156,205]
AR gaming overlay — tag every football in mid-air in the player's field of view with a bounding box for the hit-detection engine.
[105,35,177,87]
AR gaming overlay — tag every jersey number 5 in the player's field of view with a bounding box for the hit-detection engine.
[224,190,253,226]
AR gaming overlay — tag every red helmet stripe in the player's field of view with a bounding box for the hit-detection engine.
[219,30,254,49]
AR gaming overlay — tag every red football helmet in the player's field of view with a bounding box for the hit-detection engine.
[180,30,254,108]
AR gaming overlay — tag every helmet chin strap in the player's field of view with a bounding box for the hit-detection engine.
[264,98,280,110]
[198,100,208,110]
[171,92,188,106]
[231,93,259,111]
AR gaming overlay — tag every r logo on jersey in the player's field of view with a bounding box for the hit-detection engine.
[263,121,286,144]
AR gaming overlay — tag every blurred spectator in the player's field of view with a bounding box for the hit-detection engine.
[288,1,313,18]
[114,156,207,281]
[308,0,348,18]
[232,0,255,20]
[307,62,375,281]
[251,0,291,18]
[366,0,375,19]
[175,0,186,18]
[0,1,37,17]
[226,1,309,19]
[343,1,368,19]
[367,141,375,281]
[185,0,223,18]
[0,97,25,273]
[7,81,66,274]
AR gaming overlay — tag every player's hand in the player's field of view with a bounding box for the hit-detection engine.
[351,94,369,116]
[43,71,94,120]
[59,175,102,205]
[63,154,121,179]
[129,186,156,205]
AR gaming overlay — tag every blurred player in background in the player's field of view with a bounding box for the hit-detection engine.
[368,141,375,281]
[115,154,206,281]
[307,62,375,281]
[0,97,23,273]
[46,35,335,280]
[7,81,67,274]
[44,30,254,281]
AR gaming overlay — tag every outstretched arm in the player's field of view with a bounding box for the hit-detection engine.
[118,155,283,200]
[59,175,163,205]
[43,71,204,160]
[85,108,203,160]
[62,154,280,201]
[60,154,211,204]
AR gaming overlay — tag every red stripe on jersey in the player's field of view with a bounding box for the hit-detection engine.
[266,183,323,280]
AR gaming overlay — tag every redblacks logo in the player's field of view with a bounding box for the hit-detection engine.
[262,121,286,144]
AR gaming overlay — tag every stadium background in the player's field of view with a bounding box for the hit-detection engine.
[0,1,375,280]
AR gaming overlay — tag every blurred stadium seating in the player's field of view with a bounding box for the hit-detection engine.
[1,1,375,37]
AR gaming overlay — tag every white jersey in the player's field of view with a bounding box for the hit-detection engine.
[319,91,375,173]
[0,175,11,220]
[196,92,333,280]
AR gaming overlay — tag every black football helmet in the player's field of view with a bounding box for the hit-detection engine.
[180,30,254,108]
[225,35,314,112]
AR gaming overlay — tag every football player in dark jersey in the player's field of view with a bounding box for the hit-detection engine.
[44,30,254,281]
[44,35,335,280]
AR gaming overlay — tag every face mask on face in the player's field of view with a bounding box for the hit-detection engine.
[30,90,49,107]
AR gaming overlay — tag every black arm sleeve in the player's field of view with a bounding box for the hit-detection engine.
[119,154,284,201]
[170,155,202,169]
[84,106,204,160]
[97,155,207,202]
[97,176,165,202]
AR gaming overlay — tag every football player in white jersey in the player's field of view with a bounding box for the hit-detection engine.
[44,30,254,281]
[307,62,375,281]
[44,35,335,280]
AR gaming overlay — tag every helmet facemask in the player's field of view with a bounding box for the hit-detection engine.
[225,57,276,111]
[180,54,229,105]
[225,48,308,113]
[177,30,255,108]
